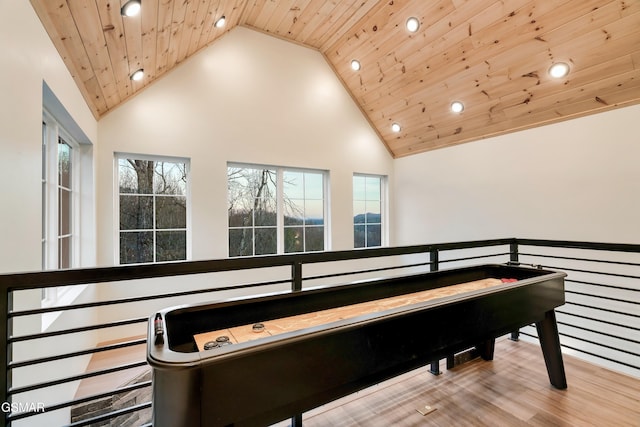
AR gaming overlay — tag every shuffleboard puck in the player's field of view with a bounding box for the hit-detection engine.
[216,335,230,343]
[203,341,219,350]
[252,323,265,333]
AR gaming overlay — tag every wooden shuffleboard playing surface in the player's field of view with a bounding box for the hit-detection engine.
[194,277,511,352]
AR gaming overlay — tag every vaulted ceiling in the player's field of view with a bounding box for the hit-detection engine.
[30,0,640,157]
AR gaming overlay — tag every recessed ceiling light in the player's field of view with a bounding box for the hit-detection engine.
[215,15,226,28]
[391,123,401,133]
[451,101,464,113]
[549,62,570,78]
[121,0,141,17]
[130,69,144,81]
[351,59,361,71]
[406,17,420,33]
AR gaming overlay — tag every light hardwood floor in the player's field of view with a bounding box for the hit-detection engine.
[274,338,640,426]
[74,336,640,426]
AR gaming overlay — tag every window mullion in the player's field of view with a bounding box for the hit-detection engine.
[276,168,284,254]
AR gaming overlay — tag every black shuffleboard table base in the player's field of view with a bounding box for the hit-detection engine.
[147,263,567,427]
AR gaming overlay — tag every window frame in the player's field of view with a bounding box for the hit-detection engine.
[353,173,387,248]
[227,163,329,257]
[115,153,191,265]
[41,109,81,302]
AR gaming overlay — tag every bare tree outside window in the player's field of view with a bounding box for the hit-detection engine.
[119,158,187,264]
[228,165,325,257]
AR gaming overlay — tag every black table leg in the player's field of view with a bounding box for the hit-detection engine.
[477,338,495,361]
[291,413,303,426]
[535,310,567,389]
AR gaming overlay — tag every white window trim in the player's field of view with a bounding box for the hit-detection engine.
[41,109,85,328]
[114,153,192,265]
[228,163,330,256]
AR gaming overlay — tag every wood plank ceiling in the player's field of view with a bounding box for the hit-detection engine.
[30,0,640,157]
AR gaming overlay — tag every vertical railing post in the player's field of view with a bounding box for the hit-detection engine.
[510,239,519,264]
[292,261,302,292]
[429,248,439,272]
[509,239,520,341]
[429,248,441,375]
[292,261,303,425]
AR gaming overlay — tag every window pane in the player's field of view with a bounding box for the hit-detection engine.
[120,159,154,194]
[304,173,323,199]
[366,211,381,224]
[229,228,253,257]
[255,228,277,255]
[284,227,303,253]
[58,140,71,189]
[354,225,366,248]
[228,167,276,228]
[154,162,187,195]
[353,175,365,201]
[58,236,71,269]
[119,195,153,230]
[120,231,153,264]
[305,200,324,225]
[353,201,366,223]
[156,230,186,261]
[283,171,304,199]
[305,227,324,252]
[255,198,276,226]
[59,188,71,235]
[367,224,381,247]
[156,196,187,229]
[365,176,381,200]
[284,199,304,225]
[229,208,253,227]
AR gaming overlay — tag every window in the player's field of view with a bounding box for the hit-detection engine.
[117,155,189,264]
[228,164,326,256]
[353,174,384,248]
[42,112,78,270]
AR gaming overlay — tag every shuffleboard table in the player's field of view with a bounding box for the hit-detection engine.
[147,263,567,427]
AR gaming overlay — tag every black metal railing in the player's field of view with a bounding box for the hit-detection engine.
[0,238,637,426]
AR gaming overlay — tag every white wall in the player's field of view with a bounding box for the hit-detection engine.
[0,1,97,274]
[393,104,640,245]
[0,2,99,425]
[97,27,393,265]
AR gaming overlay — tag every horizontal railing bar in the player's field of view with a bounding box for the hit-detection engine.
[518,251,640,268]
[516,239,640,253]
[437,251,510,264]
[303,261,433,283]
[534,264,639,280]
[9,278,291,318]
[565,289,640,306]
[63,401,152,427]
[9,338,146,369]
[519,330,640,371]
[8,317,147,344]
[556,321,640,346]
[556,310,640,332]
[0,239,516,291]
[564,301,640,319]
[558,332,640,359]
[6,380,151,422]
[565,278,639,293]
[8,360,148,396]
